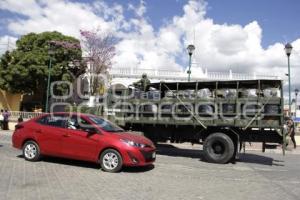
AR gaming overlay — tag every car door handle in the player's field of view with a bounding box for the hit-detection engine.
[63,134,70,137]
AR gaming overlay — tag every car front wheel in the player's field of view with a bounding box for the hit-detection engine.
[23,141,41,161]
[100,149,123,173]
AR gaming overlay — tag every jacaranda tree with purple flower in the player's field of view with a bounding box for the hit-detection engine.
[80,29,116,96]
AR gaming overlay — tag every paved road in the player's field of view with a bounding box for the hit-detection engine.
[1,131,300,200]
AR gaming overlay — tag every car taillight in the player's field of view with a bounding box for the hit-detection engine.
[15,124,24,130]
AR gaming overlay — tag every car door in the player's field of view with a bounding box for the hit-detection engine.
[35,114,68,156]
[61,115,99,161]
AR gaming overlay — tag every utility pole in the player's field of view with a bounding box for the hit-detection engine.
[284,43,293,116]
[187,44,195,82]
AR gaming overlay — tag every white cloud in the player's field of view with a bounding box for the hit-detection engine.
[112,16,182,70]
[0,0,117,38]
[128,0,146,17]
[158,28,181,53]
[164,0,300,83]
[0,35,17,55]
[211,24,248,55]
[0,0,42,18]
[1,0,300,87]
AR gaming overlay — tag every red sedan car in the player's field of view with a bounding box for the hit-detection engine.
[12,112,156,172]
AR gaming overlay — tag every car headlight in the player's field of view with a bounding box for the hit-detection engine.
[120,139,146,148]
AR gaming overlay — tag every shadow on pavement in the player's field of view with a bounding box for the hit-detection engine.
[16,154,155,173]
[122,164,155,173]
[156,143,284,166]
[238,153,285,166]
[0,145,3,148]
[264,144,278,149]
[156,144,202,159]
[17,154,100,169]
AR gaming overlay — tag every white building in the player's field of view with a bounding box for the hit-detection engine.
[109,66,281,88]
[80,63,281,107]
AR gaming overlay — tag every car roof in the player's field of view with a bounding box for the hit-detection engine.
[41,112,99,118]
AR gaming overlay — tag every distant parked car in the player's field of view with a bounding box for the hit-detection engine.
[12,112,156,172]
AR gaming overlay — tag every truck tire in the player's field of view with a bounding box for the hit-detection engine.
[203,132,235,164]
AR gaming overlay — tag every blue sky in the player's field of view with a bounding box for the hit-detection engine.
[1,0,300,86]
[1,0,300,48]
[118,0,300,48]
[45,0,300,49]
[205,0,300,47]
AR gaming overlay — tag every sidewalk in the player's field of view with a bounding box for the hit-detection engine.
[0,129,13,132]
[242,142,300,154]
[0,130,13,134]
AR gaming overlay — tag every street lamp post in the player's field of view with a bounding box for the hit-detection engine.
[285,43,293,116]
[45,44,54,113]
[187,44,195,82]
[295,88,299,117]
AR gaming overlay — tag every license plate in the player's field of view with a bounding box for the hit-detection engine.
[152,152,156,158]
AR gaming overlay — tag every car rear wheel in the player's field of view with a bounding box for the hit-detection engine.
[100,149,123,173]
[203,133,235,164]
[23,141,41,161]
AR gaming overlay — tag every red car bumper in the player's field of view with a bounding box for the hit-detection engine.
[122,147,156,166]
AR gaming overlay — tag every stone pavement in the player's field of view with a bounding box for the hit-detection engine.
[1,130,300,200]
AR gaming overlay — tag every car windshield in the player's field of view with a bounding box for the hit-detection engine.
[87,116,124,132]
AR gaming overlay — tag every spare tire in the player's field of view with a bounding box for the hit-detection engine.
[203,133,235,164]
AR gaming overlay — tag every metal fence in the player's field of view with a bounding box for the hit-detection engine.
[9,111,44,121]
[110,67,281,81]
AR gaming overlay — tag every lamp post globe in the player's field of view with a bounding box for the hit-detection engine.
[284,43,293,116]
[187,44,195,55]
[285,43,293,57]
[187,44,195,82]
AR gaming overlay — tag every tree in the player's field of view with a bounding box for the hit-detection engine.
[0,51,13,89]
[0,31,85,106]
[80,29,116,96]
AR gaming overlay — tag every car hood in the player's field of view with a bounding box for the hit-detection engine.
[113,132,155,147]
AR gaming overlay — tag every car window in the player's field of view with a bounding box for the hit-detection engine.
[37,114,67,128]
[67,115,93,131]
[87,116,124,132]
[37,116,47,125]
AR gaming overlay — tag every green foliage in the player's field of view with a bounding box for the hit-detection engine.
[0,31,85,94]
